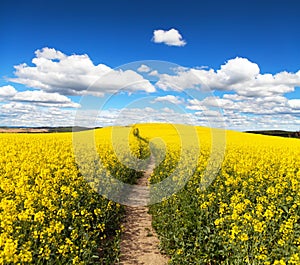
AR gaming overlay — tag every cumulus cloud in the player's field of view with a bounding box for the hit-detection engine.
[90,69,155,96]
[137,64,151,73]
[217,57,260,84]
[9,47,156,96]
[107,107,195,126]
[187,97,233,110]
[35,47,66,60]
[3,50,300,131]
[288,99,300,109]
[0,85,17,97]
[186,91,300,128]
[156,57,300,98]
[0,102,76,127]
[0,103,155,129]
[152,95,183,104]
[149,70,159,76]
[12,90,80,108]
[0,85,79,108]
[152,28,186,47]
[191,104,300,131]
[156,70,203,91]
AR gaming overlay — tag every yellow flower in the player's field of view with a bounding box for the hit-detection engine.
[34,211,45,223]
[3,239,18,263]
[54,221,65,233]
[176,249,183,255]
[288,253,300,264]
[239,233,249,242]
[273,259,286,265]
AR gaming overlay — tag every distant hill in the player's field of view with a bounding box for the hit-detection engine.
[245,130,300,139]
[0,126,101,133]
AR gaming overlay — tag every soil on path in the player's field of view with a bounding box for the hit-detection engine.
[118,159,169,265]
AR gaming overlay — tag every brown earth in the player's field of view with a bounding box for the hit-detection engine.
[118,160,169,265]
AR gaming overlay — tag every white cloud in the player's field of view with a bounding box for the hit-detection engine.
[152,28,186,47]
[156,57,300,98]
[187,97,233,110]
[217,57,260,84]
[137,64,151,73]
[3,50,300,131]
[74,106,196,128]
[149,70,158,76]
[156,70,203,91]
[288,99,300,109]
[0,85,17,97]
[196,109,222,117]
[186,91,300,130]
[1,92,300,131]
[9,47,156,96]
[0,102,76,127]
[0,85,80,108]
[110,107,195,126]
[152,95,183,104]
[161,107,175,113]
[192,105,300,131]
[91,69,155,95]
[12,90,80,108]
[35,47,66,60]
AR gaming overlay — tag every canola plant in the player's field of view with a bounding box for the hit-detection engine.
[0,127,142,264]
[0,124,300,264]
[145,125,300,265]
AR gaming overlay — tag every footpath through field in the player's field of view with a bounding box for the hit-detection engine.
[118,158,169,265]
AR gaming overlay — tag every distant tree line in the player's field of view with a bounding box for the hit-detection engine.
[246,130,300,139]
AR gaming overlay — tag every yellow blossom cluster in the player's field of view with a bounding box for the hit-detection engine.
[0,126,141,264]
[2,123,300,264]
[145,124,300,264]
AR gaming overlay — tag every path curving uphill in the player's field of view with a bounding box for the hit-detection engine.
[118,159,169,265]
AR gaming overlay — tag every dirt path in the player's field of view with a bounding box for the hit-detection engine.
[118,159,169,265]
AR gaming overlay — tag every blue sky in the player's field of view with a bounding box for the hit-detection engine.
[1,0,300,130]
